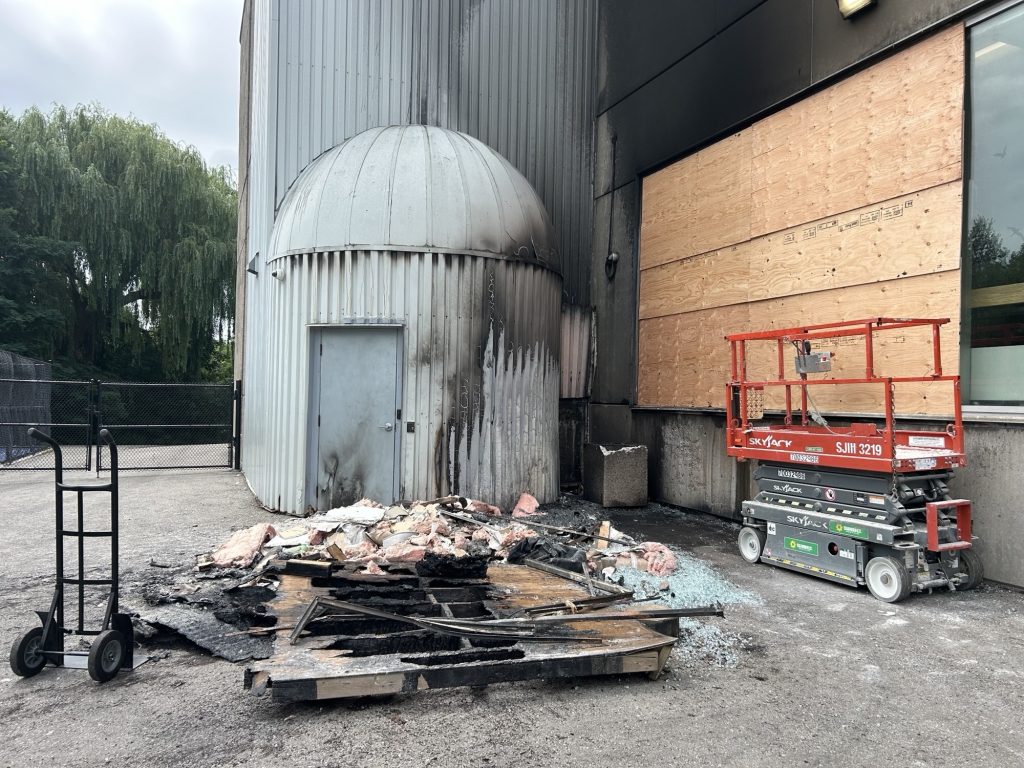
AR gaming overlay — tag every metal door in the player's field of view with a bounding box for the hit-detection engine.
[308,326,402,510]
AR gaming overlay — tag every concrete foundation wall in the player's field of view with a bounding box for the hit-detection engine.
[629,410,745,520]
[950,422,1024,588]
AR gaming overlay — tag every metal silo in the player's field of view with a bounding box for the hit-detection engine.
[243,125,560,514]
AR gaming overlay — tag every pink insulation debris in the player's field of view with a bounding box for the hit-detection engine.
[468,499,503,517]
[500,525,537,549]
[640,542,678,576]
[382,543,428,563]
[212,523,276,568]
[511,493,541,518]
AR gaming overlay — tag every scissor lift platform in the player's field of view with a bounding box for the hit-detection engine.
[725,318,981,602]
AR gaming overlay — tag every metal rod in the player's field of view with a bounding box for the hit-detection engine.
[725,317,948,342]
[290,596,600,645]
[514,519,635,547]
[103,429,119,621]
[86,423,232,429]
[432,605,726,626]
[523,559,632,594]
[800,375,809,427]
[733,375,960,387]
[738,341,748,429]
[77,490,85,634]
[884,378,895,450]
[932,323,943,376]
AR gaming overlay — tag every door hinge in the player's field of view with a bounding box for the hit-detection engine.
[317,414,320,426]
[319,343,323,355]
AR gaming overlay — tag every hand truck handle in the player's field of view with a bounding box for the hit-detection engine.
[27,427,62,458]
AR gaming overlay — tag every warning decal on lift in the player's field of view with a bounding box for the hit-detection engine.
[784,537,819,556]
[824,488,836,501]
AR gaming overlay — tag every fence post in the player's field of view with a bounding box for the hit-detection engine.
[86,379,99,472]
[93,379,103,473]
[233,379,242,471]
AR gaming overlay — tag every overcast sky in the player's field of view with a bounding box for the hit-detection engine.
[0,0,240,170]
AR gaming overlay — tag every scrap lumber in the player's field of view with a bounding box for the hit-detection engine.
[245,564,689,702]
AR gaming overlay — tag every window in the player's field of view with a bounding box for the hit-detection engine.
[963,2,1024,407]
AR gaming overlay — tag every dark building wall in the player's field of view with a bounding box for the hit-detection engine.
[587,0,1024,587]
[590,0,987,409]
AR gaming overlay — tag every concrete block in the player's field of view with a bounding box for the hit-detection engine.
[584,443,648,507]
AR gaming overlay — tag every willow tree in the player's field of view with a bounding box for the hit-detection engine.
[0,105,236,379]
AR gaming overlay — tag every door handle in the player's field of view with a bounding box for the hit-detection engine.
[380,422,394,432]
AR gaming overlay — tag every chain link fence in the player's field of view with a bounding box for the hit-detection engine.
[1,350,238,472]
[96,381,236,470]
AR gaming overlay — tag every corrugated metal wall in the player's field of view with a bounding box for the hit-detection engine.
[243,250,560,513]
[245,0,596,304]
[560,305,593,398]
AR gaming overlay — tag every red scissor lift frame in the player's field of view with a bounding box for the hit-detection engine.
[726,317,972,558]
[725,317,966,474]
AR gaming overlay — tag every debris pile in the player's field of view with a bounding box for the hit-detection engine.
[135,495,755,684]
[200,494,688,584]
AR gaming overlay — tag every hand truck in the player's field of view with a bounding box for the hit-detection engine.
[9,428,135,682]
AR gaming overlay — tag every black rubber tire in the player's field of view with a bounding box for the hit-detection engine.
[864,556,912,603]
[956,549,984,591]
[88,629,125,683]
[737,526,767,564]
[9,626,47,678]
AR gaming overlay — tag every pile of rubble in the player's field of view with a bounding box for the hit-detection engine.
[202,493,681,581]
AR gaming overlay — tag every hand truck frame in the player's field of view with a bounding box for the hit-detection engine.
[9,428,135,682]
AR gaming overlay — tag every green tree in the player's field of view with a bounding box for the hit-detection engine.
[0,105,236,380]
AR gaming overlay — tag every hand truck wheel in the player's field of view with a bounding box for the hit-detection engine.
[88,629,126,683]
[9,626,47,678]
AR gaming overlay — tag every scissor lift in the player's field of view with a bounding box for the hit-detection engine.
[726,318,982,602]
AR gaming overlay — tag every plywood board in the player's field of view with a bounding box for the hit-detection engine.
[638,270,960,415]
[640,131,752,270]
[749,24,964,237]
[639,182,963,319]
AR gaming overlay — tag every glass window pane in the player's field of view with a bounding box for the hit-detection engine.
[965,3,1024,406]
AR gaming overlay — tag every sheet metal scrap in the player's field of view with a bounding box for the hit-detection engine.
[244,561,726,703]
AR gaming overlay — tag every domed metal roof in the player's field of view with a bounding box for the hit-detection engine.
[268,125,558,271]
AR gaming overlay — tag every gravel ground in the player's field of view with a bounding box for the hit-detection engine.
[1,469,1022,768]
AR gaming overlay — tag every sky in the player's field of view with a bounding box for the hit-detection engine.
[0,0,241,170]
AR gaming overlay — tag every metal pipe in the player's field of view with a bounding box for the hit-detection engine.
[738,341,748,428]
[102,429,119,621]
[883,378,895,450]
[76,490,85,634]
